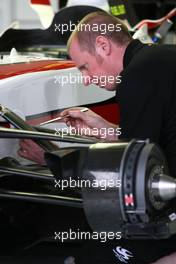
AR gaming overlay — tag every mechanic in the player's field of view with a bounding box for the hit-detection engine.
[19,11,176,264]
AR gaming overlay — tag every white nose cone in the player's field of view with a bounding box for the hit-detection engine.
[30,1,54,28]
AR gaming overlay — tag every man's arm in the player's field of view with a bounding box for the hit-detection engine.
[18,107,120,164]
[60,107,120,141]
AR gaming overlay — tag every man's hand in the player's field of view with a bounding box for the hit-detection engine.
[18,139,46,165]
[60,107,120,141]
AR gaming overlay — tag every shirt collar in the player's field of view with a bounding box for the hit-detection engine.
[123,39,145,68]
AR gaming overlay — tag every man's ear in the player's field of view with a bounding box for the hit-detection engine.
[95,36,111,57]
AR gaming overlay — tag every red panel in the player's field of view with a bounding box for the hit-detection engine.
[0,60,75,80]
[90,103,120,124]
[31,0,51,5]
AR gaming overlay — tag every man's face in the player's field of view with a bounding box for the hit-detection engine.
[69,38,121,91]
